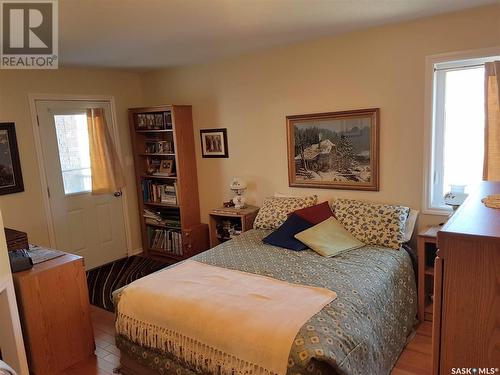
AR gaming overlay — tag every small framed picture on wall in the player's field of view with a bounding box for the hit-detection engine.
[200,128,229,158]
[0,123,24,195]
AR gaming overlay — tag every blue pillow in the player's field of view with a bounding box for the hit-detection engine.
[262,213,314,251]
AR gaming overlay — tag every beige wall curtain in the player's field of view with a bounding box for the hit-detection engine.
[87,108,125,194]
[484,61,500,181]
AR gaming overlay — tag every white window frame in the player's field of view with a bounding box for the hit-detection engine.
[422,47,500,215]
[52,111,92,196]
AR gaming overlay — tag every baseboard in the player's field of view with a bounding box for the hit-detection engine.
[129,247,143,256]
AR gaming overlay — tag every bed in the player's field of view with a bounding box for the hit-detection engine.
[114,227,417,375]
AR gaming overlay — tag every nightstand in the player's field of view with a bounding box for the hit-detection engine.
[209,205,259,247]
[417,226,440,322]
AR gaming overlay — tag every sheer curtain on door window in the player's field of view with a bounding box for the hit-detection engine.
[484,61,500,181]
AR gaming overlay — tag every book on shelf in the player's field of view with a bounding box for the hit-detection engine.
[143,208,181,228]
[147,226,183,255]
[135,112,172,131]
[144,140,174,154]
[160,183,178,205]
[142,180,178,205]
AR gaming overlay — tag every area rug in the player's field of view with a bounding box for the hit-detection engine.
[86,255,168,312]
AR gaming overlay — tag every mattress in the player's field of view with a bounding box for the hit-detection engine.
[114,229,417,375]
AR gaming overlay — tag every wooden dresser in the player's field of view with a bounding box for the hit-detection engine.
[12,253,94,374]
[432,181,500,374]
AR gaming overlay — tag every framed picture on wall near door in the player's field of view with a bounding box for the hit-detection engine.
[200,128,229,158]
[0,123,24,195]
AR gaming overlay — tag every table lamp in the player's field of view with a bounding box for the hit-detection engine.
[229,177,247,209]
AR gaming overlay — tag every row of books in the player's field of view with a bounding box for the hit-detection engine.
[142,180,178,205]
[148,227,183,255]
[145,140,174,154]
[143,208,181,228]
[136,112,172,130]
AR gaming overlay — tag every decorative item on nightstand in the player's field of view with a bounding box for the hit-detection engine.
[229,177,247,209]
[444,184,468,211]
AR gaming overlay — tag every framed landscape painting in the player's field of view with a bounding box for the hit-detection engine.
[0,123,24,195]
[287,108,379,191]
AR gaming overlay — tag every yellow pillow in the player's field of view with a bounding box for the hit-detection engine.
[294,217,365,257]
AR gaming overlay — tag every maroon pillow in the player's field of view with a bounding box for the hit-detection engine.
[291,201,334,225]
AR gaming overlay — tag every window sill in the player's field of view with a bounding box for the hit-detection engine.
[422,206,453,216]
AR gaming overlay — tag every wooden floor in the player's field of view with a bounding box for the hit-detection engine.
[392,321,433,375]
[62,306,120,375]
[65,305,432,374]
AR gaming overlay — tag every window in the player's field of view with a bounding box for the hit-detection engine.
[428,56,498,211]
[54,113,92,195]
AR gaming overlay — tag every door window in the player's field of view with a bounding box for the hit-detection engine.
[53,113,92,195]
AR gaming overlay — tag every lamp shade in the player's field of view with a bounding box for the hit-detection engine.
[229,177,247,191]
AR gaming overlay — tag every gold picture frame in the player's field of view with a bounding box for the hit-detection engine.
[286,108,379,191]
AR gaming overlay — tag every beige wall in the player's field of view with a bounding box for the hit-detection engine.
[0,5,498,252]
[0,68,145,250]
[140,5,500,230]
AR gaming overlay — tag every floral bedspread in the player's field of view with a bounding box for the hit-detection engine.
[115,229,417,375]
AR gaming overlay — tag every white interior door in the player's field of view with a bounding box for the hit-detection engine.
[36,100,127,270]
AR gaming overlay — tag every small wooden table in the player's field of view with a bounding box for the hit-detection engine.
[417,226,440,323]
[12,252,95,375]
[209,206,259,247]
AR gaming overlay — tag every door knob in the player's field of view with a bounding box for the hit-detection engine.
[114,191,122,197]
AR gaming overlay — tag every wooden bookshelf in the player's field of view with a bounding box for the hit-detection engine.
[129,105,209,262]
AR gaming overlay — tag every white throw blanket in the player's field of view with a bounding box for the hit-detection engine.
[116,260,337,375]
[0,360,16,375]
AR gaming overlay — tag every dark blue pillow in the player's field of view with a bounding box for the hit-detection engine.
[262,213,314,251]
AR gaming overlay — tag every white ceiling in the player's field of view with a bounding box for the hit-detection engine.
[59,0,497,69]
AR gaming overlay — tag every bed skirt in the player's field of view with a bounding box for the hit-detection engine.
[119,352,154,375]
[116,334,202,375]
